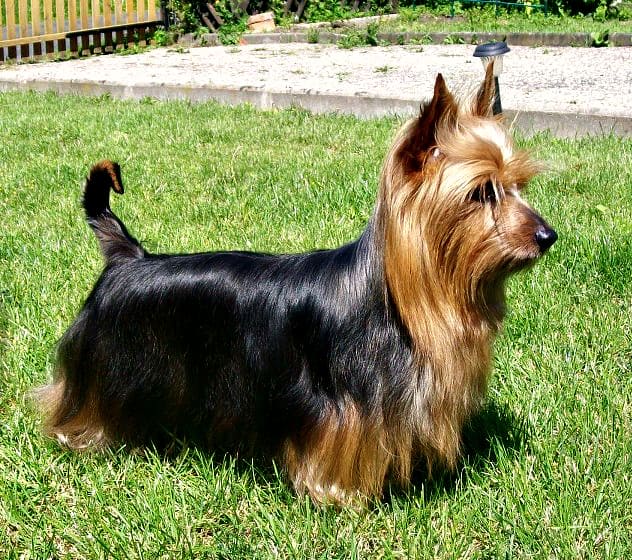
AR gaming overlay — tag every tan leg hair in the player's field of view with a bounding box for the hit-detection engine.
[32,380,108,450]
[283,399,409,505]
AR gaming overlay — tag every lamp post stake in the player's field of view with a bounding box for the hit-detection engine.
[473,42,510,116]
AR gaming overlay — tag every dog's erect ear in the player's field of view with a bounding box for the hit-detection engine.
[396,73,457,174]
[473,62,495,117]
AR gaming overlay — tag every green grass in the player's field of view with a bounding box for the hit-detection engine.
[291,5,632,36]
[374,6,632,34]
[1,91,631,558]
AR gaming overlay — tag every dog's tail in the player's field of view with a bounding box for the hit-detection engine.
[83,160,145,264]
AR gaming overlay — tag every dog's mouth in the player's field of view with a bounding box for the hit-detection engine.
[512,225,558,269]
[504,246,555,274]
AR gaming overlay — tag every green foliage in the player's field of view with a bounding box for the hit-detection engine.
[303,0,357,22]
[366,21,379,45]
[301,0,396,22]
[396,6,418,23]
[593,0,609,21]
[162,0,630,38]
[151,27,172,47]
[374,4,628,34]
[167,0,201,32]
[165,0,246,40]
[211,0,242,24]
[443,33,466,44]
[337,22,381,48]
[307,28,320,43]
[337,30,363,48]
[612,1,632,20]
[590,28,609,45]
[218,20,248,44]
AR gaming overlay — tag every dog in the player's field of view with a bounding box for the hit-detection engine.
[36,66,557,505]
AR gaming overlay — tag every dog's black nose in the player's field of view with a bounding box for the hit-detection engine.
[535,226,558,252]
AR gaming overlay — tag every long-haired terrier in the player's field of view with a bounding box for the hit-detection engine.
[36,67,556,505]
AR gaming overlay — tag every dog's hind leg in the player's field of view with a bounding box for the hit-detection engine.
[33,377,107,450]
[32,312,109,450]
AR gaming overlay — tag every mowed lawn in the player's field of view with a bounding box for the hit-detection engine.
[0,91,630,558]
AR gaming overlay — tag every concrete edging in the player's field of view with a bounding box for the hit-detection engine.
[181,30,632,48]
[2,76,631,138]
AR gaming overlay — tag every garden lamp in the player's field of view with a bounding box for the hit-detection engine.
[473,41,510,115]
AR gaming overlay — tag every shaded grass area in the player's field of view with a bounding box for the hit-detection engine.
[0,91,631,557]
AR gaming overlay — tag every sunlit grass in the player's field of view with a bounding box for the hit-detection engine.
[0,91,630,558]
[377,5,632,34]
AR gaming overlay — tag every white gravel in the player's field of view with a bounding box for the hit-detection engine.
[1,43,631,117]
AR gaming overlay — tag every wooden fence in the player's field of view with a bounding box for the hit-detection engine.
[0,0,165,62]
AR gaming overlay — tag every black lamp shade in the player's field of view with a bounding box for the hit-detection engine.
[473,41,511,58]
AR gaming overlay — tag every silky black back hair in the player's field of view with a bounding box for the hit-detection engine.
[51,161,409,450]
[53,208,414,452]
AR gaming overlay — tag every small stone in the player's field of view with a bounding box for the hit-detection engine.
[247,12,275,33]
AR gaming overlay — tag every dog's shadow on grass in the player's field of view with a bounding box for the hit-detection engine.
[391,399,530,503]
[123,398,529,506]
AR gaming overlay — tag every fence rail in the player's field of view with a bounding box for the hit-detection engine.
[1,0,164,62]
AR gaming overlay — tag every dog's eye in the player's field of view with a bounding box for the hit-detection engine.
[470,181,497,204]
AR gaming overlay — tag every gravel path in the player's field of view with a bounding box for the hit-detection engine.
[1,43,631,131]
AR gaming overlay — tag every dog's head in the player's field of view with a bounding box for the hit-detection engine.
[379,67,556,323]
